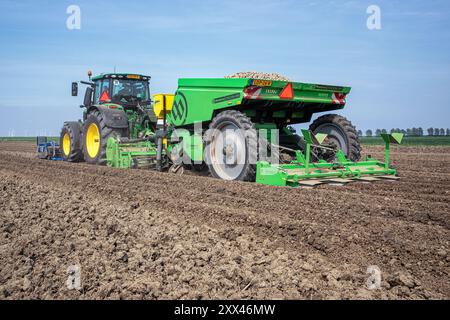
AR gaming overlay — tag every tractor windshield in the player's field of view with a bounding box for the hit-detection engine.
[111,79,150,105]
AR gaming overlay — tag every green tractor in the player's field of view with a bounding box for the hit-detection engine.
[61,72,158,167]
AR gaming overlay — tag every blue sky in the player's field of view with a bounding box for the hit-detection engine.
[0,0,449,136]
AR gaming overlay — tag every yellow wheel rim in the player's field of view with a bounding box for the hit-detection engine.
[62,133,71,156]
[86,123,100,158]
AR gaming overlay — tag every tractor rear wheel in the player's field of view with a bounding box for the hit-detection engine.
[60,122,83,162]
[205,110,257,181]
[83,110,126,165]
[309,114,361,162]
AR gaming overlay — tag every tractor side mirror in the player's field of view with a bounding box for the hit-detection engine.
[83,87,93,107]
[71,82,78,96]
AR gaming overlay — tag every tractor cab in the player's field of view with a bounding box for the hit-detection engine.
[91,73,151,109]
[71,72,151,110]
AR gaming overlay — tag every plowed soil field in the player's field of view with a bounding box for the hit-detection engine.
[0,141,449,299]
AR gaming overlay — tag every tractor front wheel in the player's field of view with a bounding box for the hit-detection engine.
[309,114,361,162]
[83,110,125,165]
[60,121,83,162]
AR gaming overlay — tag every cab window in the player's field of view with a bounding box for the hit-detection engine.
[94,81,102,104]
[111,79,149,104]
[94,79,111,104]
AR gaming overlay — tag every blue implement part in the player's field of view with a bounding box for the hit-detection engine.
[36,137,63,161]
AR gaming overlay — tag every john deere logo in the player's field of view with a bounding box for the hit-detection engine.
[171,92,188,125]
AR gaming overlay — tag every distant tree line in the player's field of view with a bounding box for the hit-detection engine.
[358,128,450,137]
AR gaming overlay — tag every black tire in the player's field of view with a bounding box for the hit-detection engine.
[309,114,361,162]
[60,122,83,162]
[82,110,126,165]
[204,110,257,181]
